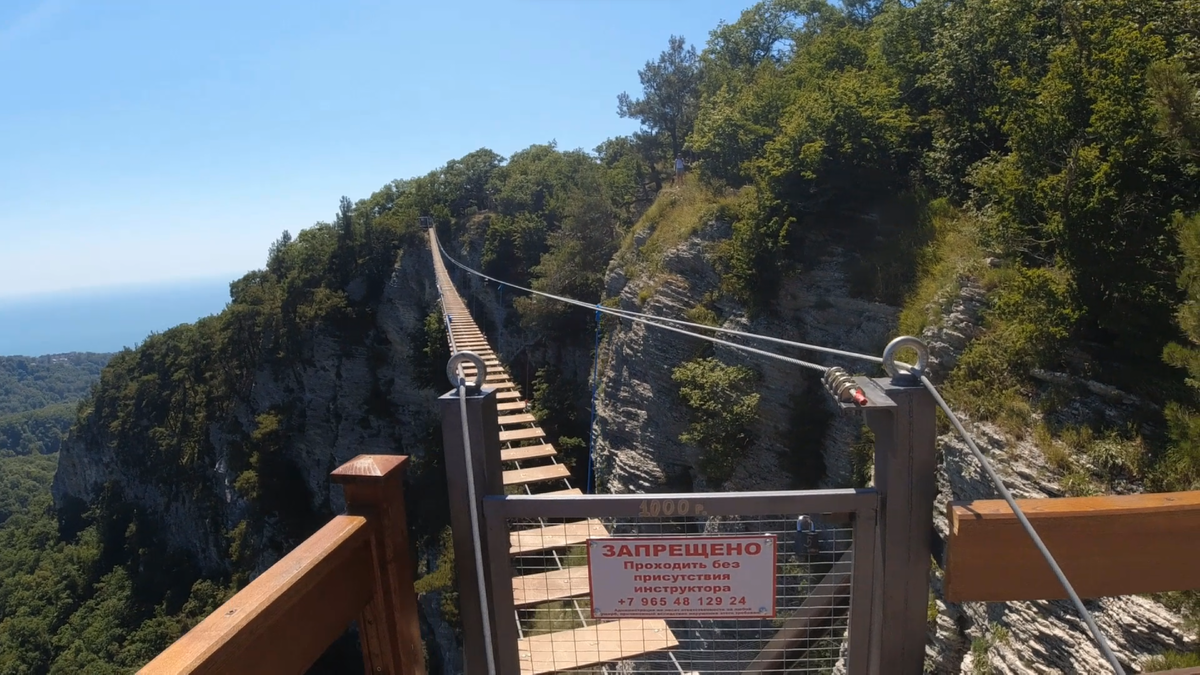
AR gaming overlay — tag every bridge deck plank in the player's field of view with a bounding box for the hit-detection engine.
[512,566,590,607]
[502,463,570,487]
[516,620,679,675]
[499,427,547,443]
[500,444,557,462]
[510,518,607,555]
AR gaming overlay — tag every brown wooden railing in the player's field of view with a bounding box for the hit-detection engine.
[945,490,1200,602]
[140,454,426,675]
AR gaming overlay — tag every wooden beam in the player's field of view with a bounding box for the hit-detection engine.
[945,491,1200,602]
[332,455,427,675]
[138,516,374,675]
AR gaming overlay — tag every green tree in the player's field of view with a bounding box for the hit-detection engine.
[1162,212,1200,491]
[618,35,703,158]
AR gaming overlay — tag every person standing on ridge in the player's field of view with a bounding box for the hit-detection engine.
[674,155,685,186]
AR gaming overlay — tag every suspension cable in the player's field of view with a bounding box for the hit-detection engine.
[915,371,1126,674]
[434,233,828,372]
[456,368,497,675]
[603,304,884,364]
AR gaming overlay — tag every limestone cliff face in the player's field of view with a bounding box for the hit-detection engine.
[54,244,439,564]
[595,219,1195,672]
[593,219,898,494]
[51,243,464,667]
[918,275,1195,673]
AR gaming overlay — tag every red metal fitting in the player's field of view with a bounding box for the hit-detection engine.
[851,388,869,406]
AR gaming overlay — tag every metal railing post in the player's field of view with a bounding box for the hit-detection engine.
[863,377,938,674]
[439,385,503,674]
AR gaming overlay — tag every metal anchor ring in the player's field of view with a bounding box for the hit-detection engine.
[446,351,487,390]
[881,336,930,379]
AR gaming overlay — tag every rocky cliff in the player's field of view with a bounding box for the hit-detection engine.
[594,215,898,494]
[922,282,1197,673]
[593,210,1196,672]
[51,242,465,668]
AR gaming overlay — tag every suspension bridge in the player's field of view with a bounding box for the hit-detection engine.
[139,222,1200,675]
[429,228,683,673]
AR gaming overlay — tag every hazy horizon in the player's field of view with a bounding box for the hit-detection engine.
[0,275,234,357]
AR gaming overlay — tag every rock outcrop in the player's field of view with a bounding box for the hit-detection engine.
[919,276,1196,673]
[593,220,898,494]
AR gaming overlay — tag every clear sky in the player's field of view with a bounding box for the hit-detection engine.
[0,0,751,300]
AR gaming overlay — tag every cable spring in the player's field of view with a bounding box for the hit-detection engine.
[823,367,868,406]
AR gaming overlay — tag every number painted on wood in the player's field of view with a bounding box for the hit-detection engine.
[638,500,707,517]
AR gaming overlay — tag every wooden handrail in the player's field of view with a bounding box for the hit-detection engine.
[945,491,1200,602]
[140,454,426,675]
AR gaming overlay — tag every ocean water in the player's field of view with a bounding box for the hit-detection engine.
[0,277,236,357]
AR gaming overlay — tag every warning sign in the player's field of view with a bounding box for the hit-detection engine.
[587,535,777,619]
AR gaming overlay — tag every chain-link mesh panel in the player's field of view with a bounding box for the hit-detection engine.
[503,512,857,674]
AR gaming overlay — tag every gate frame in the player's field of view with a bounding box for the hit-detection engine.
[483,489,879,674]
[441,373,938,674]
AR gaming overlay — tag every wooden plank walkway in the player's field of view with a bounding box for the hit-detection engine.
[428,229,679,673]
[517,620,679,675]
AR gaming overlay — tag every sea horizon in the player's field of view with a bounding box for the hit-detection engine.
[0,275,240,357]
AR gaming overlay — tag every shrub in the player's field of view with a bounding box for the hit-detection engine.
[672,358,760,486]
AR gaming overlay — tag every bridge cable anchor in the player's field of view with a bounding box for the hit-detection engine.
[446,352,487,393]
[881,335,930,381]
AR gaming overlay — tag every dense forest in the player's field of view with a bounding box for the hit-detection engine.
[1,0,1199,671]
[0,353,112,457]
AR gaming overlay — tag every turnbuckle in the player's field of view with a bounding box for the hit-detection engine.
[823,367,868,406]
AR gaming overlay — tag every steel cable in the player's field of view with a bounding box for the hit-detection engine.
[434,234,828,372]
[916,372,1126,674]
[457,369,498,675]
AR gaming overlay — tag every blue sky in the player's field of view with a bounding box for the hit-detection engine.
[0,0,752,299]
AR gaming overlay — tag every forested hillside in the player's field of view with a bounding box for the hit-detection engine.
[0,353,110,416]
[1,0,1199,672]
[0,353,112,457]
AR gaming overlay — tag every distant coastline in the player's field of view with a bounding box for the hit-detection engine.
[0,276,237,357]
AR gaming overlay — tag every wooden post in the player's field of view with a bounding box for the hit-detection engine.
[863,378,937,675]
[332,455,427,675]
[439,386,503,674]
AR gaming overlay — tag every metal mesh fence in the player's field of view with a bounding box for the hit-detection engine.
[502,512,858,674]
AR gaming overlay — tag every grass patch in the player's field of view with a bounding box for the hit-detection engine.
[1036,422,1147,485]
[970,636,994,675]
[620,176,737,276]
[897,201,989,337]
[1143,650,1200,671]
[1061,468,1100,497]
[968,622,1010,675]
